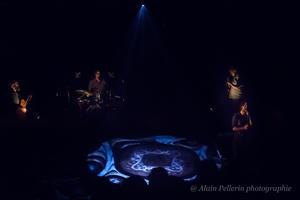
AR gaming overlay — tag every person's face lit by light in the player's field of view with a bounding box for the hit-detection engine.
[14,81,19,89]
[241,102,248,112]
[95,71,100,80]
[229,69,237,77]
[11,81,20,92]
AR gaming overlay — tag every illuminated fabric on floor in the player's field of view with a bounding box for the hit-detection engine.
[87,136,222,184]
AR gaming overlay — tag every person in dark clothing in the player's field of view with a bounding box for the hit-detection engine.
[88,70,106,96]
[232,101,253,160]
[87,70,106,111]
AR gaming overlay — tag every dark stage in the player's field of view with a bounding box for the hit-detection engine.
[0,0,297,199]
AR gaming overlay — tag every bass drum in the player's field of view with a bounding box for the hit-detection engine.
[76,96,91,111]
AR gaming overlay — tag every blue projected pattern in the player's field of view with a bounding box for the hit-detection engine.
[129,150,183,174]
[87,136,222,184]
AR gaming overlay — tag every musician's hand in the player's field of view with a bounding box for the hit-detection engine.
[231,85,239,90]
[243,124,249,130]
[245,110,249,116]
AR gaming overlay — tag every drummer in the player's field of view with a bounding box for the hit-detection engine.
[88,70,106,101]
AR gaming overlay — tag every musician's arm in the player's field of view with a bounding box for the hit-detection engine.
[227,82,239,90]
[226,81,231,88]
[11,93,20,105]
[247,112,253,126]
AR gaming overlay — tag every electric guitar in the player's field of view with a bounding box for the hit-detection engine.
[16,94,32,119]
[20,95,32,108]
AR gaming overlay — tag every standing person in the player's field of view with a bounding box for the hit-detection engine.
[232,101,253,160]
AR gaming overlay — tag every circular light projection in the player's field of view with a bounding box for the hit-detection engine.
[116,143,199,178]
[87,136,222,184]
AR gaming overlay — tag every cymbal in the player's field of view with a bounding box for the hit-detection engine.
[75,90,93,96]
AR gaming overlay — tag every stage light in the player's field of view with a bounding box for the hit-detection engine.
[142,4,145,7]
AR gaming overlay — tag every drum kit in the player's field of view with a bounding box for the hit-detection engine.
[71,72,124,112]
[74,90,98,111]
[74,89,122,112]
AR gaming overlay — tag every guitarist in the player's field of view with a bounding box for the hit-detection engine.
[9,81,32,119]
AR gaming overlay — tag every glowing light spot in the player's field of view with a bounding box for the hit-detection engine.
[109,177,122,184]
[144,179,149,185]
[89,165,95,171]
